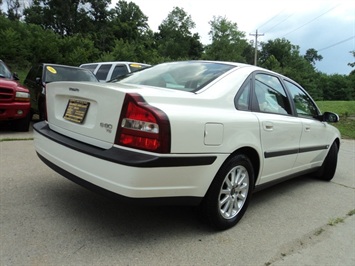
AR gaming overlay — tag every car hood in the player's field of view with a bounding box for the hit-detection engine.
[0,78,29,92]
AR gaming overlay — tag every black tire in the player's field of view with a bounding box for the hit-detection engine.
[13,112,31,132]
[200,154,255,230]
[315,141,339,181]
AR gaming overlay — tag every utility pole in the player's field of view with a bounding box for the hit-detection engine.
[249,30,264,66]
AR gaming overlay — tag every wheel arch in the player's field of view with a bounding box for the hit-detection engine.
[200,146,260,230]
[334,138,340,152]
[221,146,260,187]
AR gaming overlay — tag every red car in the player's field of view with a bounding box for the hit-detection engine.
[0,60,31,131]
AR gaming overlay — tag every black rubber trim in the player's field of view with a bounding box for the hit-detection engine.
[264,148,299,158]
[33,121,217,168]
[253,167,319,192]
[299,145,329,153]
[37,152,203,206]
[264,145,329,159]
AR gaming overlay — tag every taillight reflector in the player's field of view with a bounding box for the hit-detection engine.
[115,93,171,153]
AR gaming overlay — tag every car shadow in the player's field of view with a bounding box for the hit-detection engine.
[40,174,319,239]
[0,115,38,134]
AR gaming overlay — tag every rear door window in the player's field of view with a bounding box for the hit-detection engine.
[235,79,251,111]
[254,73,291,115]
[25,66,38,82]
[96,64,112,81]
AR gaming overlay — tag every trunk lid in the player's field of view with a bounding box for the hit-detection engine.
[46,81,135,148]
[45,81,193,149]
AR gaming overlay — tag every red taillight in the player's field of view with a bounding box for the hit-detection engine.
[115,93,171,153]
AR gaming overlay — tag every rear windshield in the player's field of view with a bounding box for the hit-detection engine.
[119,61,236,92]
[44,65,98,83]
[80,64,98,72]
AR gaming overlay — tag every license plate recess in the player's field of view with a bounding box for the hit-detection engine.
[63,99,90,124]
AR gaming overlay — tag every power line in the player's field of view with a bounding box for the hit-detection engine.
[263,13,294,34]
[282,3,341,37]
[318,36,355,52]
[257,8,286,31]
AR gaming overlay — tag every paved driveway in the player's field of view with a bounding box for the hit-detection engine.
[1,123,354,265]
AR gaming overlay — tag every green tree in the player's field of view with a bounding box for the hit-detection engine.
[110,0,149,41]
[0,18,25,62]
[86,0,111,47]
[320,74,353,100]
[24,0,92,36]
[6,0,21,20]
[262,54,281,72]
[259,38,323,99]
[259,38,296,68]
[156,7,203,60]
[347,72,355,99]
[100,35,164,65]
[24,23,62,64]
[304,48,323,65]
[96,0,154,55]
[0,15,61,65]
[203,16,250,62]
[348,50,355,69]
[57,35,99,65]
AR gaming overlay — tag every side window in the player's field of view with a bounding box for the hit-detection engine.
[111,65,128,80]
[36,66,43,81]
[96,64,111,80]
[284,80,319,118]
[25,66,37,81]
[254,74,291,115]
[235,79,251,111]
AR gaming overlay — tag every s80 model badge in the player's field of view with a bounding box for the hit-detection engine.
[100,122,113,133]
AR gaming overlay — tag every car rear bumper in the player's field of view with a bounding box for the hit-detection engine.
[33,122,225,203]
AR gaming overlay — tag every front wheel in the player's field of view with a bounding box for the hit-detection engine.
[200,154,255,230]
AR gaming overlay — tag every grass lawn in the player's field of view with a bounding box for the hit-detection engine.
[316,101,355,139]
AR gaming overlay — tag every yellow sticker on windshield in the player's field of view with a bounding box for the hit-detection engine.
[47,66,57,74]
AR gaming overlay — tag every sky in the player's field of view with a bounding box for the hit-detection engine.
[112,0,355,75]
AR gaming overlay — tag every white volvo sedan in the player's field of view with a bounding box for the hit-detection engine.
[33,61,341,230]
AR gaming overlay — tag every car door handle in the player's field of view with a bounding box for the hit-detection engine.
[263,122,274,131]
[305,124,311,132]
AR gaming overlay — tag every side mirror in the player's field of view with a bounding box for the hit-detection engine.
[35,77,41,85]
[317,112,339,123]
[12,72,20,80]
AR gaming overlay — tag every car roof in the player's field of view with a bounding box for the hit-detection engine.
[40,63,86,69]
[80,61,151,66]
